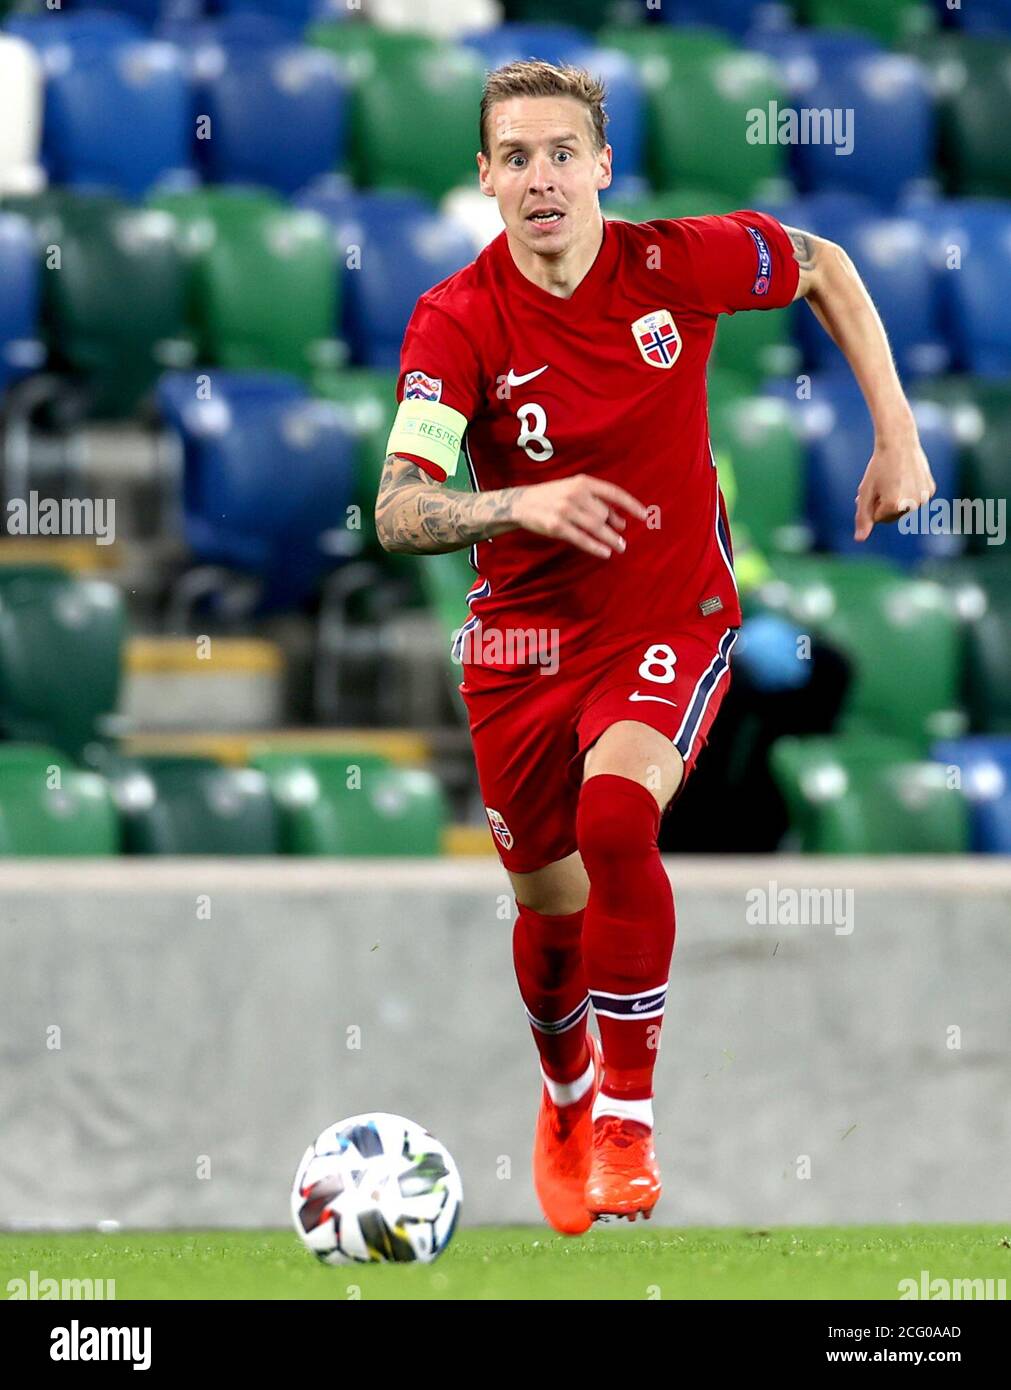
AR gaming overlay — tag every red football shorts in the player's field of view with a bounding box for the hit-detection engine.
[459,618,739,873]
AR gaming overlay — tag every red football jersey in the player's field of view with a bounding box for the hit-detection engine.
[395,210,799,667]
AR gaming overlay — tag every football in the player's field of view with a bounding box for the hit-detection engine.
[290,1112,463,1265]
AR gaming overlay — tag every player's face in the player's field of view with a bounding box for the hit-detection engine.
[477,96,612,256]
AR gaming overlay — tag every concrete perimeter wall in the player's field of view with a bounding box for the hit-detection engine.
[1,858,1008,1229]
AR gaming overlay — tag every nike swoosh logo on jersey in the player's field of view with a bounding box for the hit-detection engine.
[505,365,549,387]
[628,691,677,706]
[631,998,662,1012]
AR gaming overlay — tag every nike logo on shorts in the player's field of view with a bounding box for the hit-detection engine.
[505,365,549,387]
[628,691,677,706]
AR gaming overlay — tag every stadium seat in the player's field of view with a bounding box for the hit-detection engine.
[62,1,201,24]
[647,48,787,202]
[37,196,192,417]
[151,190,339,380]
[34,37,193,198]
[295,182,473,370]
[913,377,1011,556]
[759,556,964,746]
[460,22,588,68]
[570,48,647,199]
[0,762,119,856]
[950,0,1011,35]
[604,187,737,224]
[310,24,484,200]
[769,733,969,853]
[0,36,45,196]
[109,756,281,855]
[662,1,793,38]
[157,373,356,609]
[960,565,1011,734]
[216,0,322,25]
[0,212,44,394]
[4,11,146,47]
[931,735,1011,851]
[908,200,1011,378]
[776,199,948,378]
[709,395,807,554]
[0,569,125,758]
[251,750,448,855]
[192,43,349,196]
[906,34,1011,200]
[762,378,960,565]
[796,0,936,44]
[312,366,398,532]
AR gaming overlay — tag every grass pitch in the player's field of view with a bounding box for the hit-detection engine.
[1,1225,1007,1300]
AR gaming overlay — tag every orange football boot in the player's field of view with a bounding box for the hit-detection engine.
[532,1032,604,1235]
[585,1114,662,1221]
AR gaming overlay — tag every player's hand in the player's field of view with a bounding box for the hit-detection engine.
[512,474,648,559]
[854,430,935,541]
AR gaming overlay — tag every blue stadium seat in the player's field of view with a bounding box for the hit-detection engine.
[950,0,1011,35]
[663,0,793,38]
[747,25,884,68]
[975,791,1011,852]
[62,0,203,20]
[158,374,356,609]
[38,39,192,197]
[461,23,589,69]
[763,377,960,565]
[0,213,44,395]
[909,200,1011,378]
[193,43,348,195]
[4,12,146,46]
[295,181,474,370]
[217,0,327,24]
[570,47,646,198]
[750,37,932,205]
[157,13,307,47]
[773,198,948,378]
[931,736,1011,851]
[157,369,307,436]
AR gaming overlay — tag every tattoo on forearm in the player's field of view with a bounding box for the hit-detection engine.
[784,226,818,272]
[375,455,528,554]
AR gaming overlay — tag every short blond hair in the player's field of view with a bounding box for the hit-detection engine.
[479,60,608,159]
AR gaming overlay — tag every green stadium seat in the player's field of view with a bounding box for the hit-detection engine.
[915,558,1011,734]
[0,762,119,856]
[311,25,484,200]
[0,569,125,758]
[252,750,447,855]
[3,192,192,416]
[605,188,736,223]
[913,378,1011,556]
[710,395,808,554]
[315,367,397,527]
[770,733,969,854]
[758,557,964,747]
[150,190,339,379]
[0,742,73,773]
[905,35,1011,198]
[107,755,281,855]
[600,30,786,203]
[799,0,935,44]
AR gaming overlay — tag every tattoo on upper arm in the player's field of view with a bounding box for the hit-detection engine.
[783,225,818,273]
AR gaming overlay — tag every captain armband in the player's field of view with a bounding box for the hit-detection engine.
[385,399,467,480]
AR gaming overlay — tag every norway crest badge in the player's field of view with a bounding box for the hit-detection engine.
[485,807,514,851]
[632,309,682,369]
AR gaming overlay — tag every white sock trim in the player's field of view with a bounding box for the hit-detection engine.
[593,1094,654,1128]
[541,1052,594,1107]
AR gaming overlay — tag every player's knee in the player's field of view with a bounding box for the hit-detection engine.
[576,773,661,875]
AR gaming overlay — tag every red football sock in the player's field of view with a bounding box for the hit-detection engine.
[512,902,590,1085]
[577,774,676,1102]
